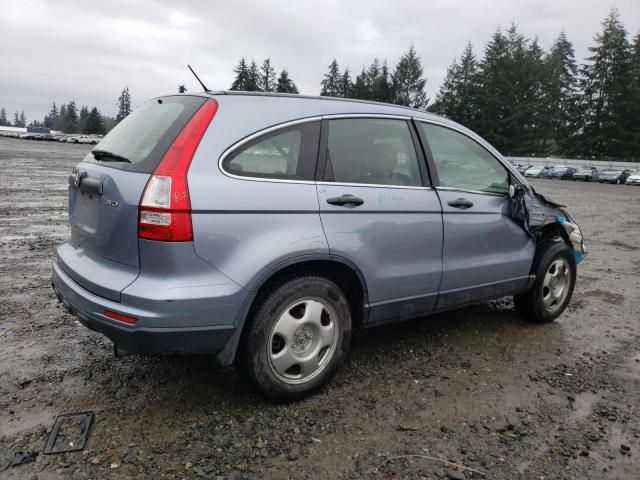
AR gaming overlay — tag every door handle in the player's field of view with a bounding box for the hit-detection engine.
[326,195,364,206]
[447,198,473,209]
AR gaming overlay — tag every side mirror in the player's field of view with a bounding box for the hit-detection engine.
[509,182,524,198]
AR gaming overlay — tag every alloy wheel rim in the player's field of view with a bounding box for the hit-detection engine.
[541,258,571,313]
[267,297,339,385]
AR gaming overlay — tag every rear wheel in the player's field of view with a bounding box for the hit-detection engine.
[514,241,576,323]
[241,275,352,402]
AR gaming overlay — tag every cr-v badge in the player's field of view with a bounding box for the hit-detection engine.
[104,199,119,208]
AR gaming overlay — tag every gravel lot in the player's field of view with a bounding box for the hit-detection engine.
[1,136,639,479]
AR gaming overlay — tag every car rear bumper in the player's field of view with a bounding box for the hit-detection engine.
[52,257,238,356]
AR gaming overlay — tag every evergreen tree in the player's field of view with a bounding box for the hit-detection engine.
[276,70,299,93]
[474,25,547,155]
[65,101,78,133]
[86,107,105,134]
[0,107,6,126]
[13,111,19,127]
[339,68,353,97]
[56,104,66,131]
[44,102,58,128]
[19,111,26,127]
[116,87,132,123]
[579,9,632,159]
[544,31,580,155]
[320,59,341,96]
[178,85,187,93]
[78,105,89,134]
[429,42,480,128]
[351,68,370,99]
[260,58,277,92]
[246,61,261,91]
[392,46,428,109]
[628,33,640,159]
[230,58,251,90]
[373,61,393,103]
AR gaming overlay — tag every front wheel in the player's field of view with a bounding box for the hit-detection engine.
[514,241,576,323]
[241,275,352,402]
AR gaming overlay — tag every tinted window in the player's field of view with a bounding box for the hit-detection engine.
[324,118,422,186]
[86,96,206,173]
[223,121,320,180]
[420,123,509,194]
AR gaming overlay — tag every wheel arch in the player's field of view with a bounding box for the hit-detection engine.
[217,255,369,366]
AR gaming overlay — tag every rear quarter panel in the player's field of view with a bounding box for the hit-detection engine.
[187,96,330,290]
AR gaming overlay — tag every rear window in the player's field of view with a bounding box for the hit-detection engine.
[85,95,206,173]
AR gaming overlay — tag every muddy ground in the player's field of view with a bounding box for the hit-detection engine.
[0,136,638,479]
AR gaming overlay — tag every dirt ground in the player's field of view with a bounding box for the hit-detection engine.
[0,136,638,479]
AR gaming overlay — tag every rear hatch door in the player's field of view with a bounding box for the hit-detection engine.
[59,95,207,300]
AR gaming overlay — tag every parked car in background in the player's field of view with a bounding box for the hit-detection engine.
[524,165,552,178]
[517,164,532,174]
[572,166,599,182]
[599,169,631,184]
[626,171,640,185]
[547,166,576,180]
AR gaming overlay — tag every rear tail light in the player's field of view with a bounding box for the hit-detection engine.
[138,99,218,241]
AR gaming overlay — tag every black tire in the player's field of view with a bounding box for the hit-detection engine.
[240,275,352,402]
[514,240,576,323]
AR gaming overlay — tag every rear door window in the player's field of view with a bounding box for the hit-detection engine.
[323,118,422,186]
[222,121,320,181]
[85,95,206,173]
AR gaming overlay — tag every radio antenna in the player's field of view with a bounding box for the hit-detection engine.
[187,65,210,92]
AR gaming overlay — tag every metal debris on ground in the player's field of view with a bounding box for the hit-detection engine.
[0,450,37,471]
[43,411,94,454]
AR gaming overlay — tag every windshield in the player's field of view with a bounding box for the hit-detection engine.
[85,95,206,173]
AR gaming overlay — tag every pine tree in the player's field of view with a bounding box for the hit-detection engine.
[260,58,277,92]
[246,61,261,91]
[339,68,353,97]
[178,85,187,93]
[19,111,26,127]
[13,111,19,127]
[351,68,369,99]
[0,107,6,126]
[116,87,132,123]
[579,9,632,159]
[429,42,480,128]
[56,104,66,131]
[392,46,428,109]
[544,32,580,155]
[78,105,89,133]
[230,58,250,90]
[320,59,341,96]
[65,101,78,133]
[86,107,105,134]
[473,25,548,155]
[628,33,640,159]
[372,61,393,103]
[44,102,58,128]
[276,70,299,93]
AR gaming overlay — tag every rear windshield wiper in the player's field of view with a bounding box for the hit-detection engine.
[91,149,131,163]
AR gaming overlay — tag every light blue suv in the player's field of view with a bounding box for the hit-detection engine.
[52,92,586,401]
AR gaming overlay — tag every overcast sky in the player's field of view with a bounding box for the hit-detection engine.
[1,0,639,123]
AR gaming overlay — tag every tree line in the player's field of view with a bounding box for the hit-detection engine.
[0,88,133,135]
[227,9,638,160]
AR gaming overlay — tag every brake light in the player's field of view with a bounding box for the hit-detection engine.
[139,99,218,241]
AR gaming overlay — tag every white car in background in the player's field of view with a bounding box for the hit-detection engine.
[626,171,640,185]
[66,135,100,145]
